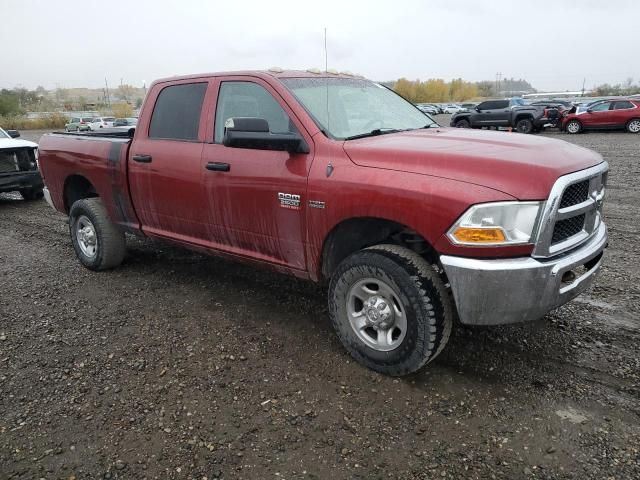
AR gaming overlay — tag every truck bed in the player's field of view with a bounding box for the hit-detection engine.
[38,132,139,232]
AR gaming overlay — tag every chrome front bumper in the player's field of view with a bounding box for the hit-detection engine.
[440,222,607,325]
[43,186,55,210]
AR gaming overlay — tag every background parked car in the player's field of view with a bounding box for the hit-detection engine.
[112,117,138,127]
[65,117,94,132]
[88,117,115,130]
[563,99,640,134]
[443,104,464,113]
[416,104,439,115]
[460,103,478,111]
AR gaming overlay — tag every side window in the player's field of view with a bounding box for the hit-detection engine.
[149,83,207,141]
[494,100,510,109]
[476,101,490,110]
[71,117,79,123]
[215,81,296,144]
[613,101,634,110]
[591,102,610,112]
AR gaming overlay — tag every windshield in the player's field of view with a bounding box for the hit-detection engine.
[281,77,437,140]
[0,128,9,139]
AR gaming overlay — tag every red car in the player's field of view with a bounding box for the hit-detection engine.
[37,70,608,375]
[563,99,640,134]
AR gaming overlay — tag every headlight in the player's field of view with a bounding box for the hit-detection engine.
[448,201,542,246]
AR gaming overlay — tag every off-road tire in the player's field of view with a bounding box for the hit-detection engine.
[20,188,43,201]
[515,118,533,134]
[328,244,454,376]
[69,198,126,271]
[565,120,582,134]
[455,119,471,128]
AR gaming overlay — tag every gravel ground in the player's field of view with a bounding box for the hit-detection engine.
[1,126,639,479]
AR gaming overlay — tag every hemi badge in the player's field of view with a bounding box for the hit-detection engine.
[309,200,325,209]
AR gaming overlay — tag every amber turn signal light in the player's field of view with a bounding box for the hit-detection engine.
[452,227,506,243]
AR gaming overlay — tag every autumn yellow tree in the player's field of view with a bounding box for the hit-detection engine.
[112,102,133,118]
[393,78,417,102]
[449,78,479,101]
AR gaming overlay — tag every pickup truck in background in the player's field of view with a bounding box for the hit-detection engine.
[38,70,608,376]
[0,127,43,200]
[450,98,552,133]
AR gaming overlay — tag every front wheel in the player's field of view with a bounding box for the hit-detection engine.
[69,198,126,271]
[515,118,533,134]
[328,245,454,376]
[626,119,640,133]
[455,119,470,128]
[565,120,582,134]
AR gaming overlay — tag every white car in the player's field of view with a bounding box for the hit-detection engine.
[88,117,116,130]
[443,104,464,114]
[0,127,43,199]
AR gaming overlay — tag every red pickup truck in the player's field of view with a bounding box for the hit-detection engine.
[38,70,608,375]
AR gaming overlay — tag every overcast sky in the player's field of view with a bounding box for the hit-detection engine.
[2,0,637,92]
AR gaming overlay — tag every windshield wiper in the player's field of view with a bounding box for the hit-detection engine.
[344,128,404,141]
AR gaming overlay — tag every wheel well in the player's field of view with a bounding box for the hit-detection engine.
[455,116,470,124]
[514,114,533,123]
[63,175,98,213]
[320,217,437,280]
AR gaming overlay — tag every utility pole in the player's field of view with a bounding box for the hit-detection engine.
[104,78,111,108]
[495,72,502,97]
[581,78,586,97]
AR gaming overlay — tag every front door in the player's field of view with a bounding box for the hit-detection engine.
[582,101,614,128]
[201,78,314,270]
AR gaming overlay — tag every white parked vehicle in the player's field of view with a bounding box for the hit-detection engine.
[88,117,116,130]
[443,104,464,114]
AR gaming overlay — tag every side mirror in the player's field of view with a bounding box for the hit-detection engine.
[222,117,309,154]
[586,108,593,113]
[7,129,20,138]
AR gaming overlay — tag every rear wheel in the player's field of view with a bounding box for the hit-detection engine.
[69,198,126,271]
[515,118,533,134]
[566,120,582,134]
[626,119,640,133]
[328,244,454,376]
[455,119,471,128]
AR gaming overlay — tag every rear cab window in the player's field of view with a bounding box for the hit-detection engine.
[149,83,208,141]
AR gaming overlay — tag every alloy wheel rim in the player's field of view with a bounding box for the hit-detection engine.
[346,277,407,352]
[567,122,579,133]
[76,215,98,259]
[629,120,640,133]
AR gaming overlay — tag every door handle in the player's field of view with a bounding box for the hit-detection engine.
[132,154,152,163]
[206,162,230,172]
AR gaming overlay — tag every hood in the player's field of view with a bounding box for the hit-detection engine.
[0,138,38,149]
[342,127,603,199]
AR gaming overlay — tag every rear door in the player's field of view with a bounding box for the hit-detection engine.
[200,77,314,270]
[474,100,510,126]
[611,100,637,127]
[127,80,213,243]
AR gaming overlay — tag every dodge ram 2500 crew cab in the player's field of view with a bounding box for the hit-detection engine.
[38,70,608,376]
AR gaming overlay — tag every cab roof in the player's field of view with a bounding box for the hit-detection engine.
[152,69,365,85]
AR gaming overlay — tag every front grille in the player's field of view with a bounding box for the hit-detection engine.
[559,180,589,208]
[532,162,608,258]
[552,214,585,243]
[0,148,35,174]
[0,151,19,173]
